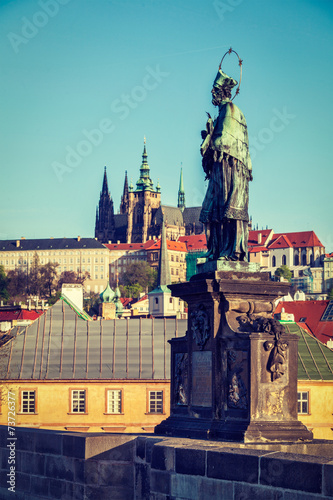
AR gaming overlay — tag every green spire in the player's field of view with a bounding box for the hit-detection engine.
[135,138,154,192]
[177,165,185,211]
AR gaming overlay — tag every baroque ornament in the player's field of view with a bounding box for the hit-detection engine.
[190,304,210,350]
[237,315,288,382]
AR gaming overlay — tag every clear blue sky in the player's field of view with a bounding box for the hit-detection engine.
[1,0,332,250]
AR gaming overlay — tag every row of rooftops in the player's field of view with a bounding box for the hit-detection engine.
[0,299,332,381]
[274,300,333,345]
[1,229,326,254]
[248,229,325,252]
[0,235,198,254]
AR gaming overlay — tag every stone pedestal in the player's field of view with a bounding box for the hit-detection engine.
[155,268,313,443]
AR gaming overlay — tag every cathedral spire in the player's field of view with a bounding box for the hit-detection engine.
[136,138,154,191]
[177,165,185,212]
[95,167,115,243]
[120,171,129,214]
[102,166,109,195]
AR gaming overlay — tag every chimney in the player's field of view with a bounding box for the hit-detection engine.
[78,236,81,242]
[16,240,20,248]
[258,233,262,244]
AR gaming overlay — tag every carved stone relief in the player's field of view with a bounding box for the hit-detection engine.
[174,353,188,405]
[191,304,210,350]
[227,350,247,409]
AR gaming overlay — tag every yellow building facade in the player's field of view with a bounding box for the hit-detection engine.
[1,380,170,433]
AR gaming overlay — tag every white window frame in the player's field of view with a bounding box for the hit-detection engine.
[21,390,36,413]
[297,391,309,414]
[148,390,163,414]
[71,389,86,413]
[107,389,122,414]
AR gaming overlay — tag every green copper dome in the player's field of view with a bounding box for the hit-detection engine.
[100,282,115,303]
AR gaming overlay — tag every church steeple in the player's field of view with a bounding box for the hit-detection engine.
[102,166,109,195]
[95,167,115,243]
[177,165,185,212]
[158,214,171,288]
[135,138,154,192]
[120,170,129,214]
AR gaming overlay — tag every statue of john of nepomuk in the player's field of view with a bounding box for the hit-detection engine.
[199,60,252,261]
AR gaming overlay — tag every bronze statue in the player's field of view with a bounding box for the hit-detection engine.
[199,50,252,261]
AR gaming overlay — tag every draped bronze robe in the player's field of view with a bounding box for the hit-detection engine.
[199,100,252,261]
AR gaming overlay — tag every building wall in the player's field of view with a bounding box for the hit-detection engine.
[269,247,293,268]
[324,255,333,294]
[297,380,333,440]
[1,378,330,438]
[147,248,186,283]
[0,380,170,433]
[0,245,109,295]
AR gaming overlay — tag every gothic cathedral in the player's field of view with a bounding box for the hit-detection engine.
[95,141,204,244]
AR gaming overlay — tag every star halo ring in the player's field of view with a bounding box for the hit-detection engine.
[219,47,243,100]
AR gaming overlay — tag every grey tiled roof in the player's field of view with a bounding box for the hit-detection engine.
[182,207,203,226]
[0,238,105,252]
[153,206,184,226]
[0,300,187,381]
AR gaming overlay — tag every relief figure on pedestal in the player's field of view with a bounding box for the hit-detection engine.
[199,49,252,261]
[227,350,247,409]
[175,353,188,405]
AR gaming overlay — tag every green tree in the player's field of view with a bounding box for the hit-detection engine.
[121,262,157,292]
[0,265,9,301]
[328,286,333,300]
[119,283,143,299]
[28,253,42,296]
[40,262,59,297]
[83,292,100,315]
[57,270,90,290]
[6,268,28,299]
[275,265,292,282]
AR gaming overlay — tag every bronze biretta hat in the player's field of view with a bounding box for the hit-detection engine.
[213,68,237,89]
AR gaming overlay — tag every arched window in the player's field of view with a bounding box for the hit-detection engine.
[282,255,286,266]
[310,254,314,266]
[294,254,299,266]
[302,253,307,266]
[272,256,276,267]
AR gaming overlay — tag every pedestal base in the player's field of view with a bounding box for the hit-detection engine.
[196,258,260,274]
[156,270,313,444]
[155,417,313,443]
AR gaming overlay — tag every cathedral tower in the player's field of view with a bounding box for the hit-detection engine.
[126,139,161,243]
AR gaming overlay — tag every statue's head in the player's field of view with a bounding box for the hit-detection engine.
[212,69,237,106]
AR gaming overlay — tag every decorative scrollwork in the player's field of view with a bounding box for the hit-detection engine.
[236,315,288,381]
[191,304,210,350]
